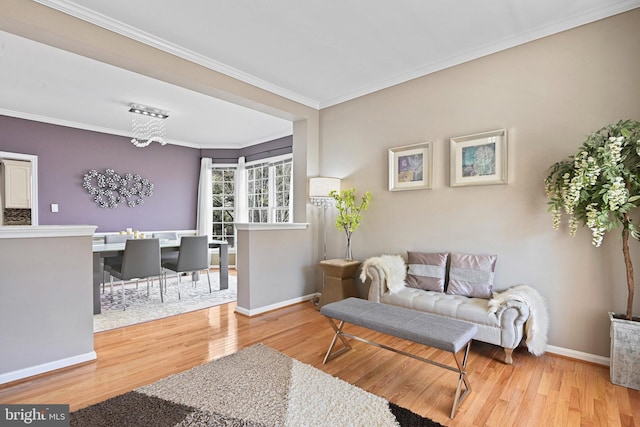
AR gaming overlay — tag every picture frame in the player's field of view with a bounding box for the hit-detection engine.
[388,141,433,191]
[450,129,507,187]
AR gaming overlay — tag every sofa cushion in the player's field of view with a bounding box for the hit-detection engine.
[405,252,448,292]
[446,252,497,299]
[380,287,502,345]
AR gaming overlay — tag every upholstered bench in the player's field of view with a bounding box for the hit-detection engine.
[320,297,477,418]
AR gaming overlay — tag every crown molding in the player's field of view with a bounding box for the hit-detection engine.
[33,0,320,110]
[2,108,293,150]
[1,109,199,149]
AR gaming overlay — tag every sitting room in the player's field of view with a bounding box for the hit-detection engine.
[0,2,639,426]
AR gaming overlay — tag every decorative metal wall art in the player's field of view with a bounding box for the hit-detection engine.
[83,169,154,209]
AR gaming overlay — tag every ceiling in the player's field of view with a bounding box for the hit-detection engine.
[1,0,638,149]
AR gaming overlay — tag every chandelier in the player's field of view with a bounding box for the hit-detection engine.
[129,104,169,148]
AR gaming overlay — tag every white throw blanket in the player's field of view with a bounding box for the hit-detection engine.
[360,254,407,293]
[488,284,550,356]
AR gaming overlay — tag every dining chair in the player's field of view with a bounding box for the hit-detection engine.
[152,232,178,240]
[153,232,179,265]
[109,238,163,310]
[162,235,211,299]
[102,233,133,293]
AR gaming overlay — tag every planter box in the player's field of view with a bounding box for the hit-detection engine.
[609,312,640,390]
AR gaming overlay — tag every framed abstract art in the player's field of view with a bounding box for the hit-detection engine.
[450,129,508,187]
[388,141,433,191]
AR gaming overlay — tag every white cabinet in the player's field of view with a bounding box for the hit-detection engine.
[2,159,32,208]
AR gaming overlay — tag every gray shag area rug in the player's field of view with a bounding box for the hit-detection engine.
[70,344,443,427]
[94,273,237,332]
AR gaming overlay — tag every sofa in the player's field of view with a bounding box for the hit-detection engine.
[361,252,532,364]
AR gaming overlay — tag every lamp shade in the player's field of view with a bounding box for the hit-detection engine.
[309,177,341,198]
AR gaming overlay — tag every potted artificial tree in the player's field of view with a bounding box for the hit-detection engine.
[545,119,640,390]
[329,188,372,260]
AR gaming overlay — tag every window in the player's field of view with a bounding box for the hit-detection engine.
[247,157,292,223]
[273,159,292,222]
[210,155,292,246]
[247,162,269,223]
[211,167,235,247]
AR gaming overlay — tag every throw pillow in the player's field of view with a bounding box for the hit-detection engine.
[446,252,497,298]
[405,252,448,292]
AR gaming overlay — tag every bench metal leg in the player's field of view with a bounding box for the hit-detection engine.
[323,317,473,419]
[450,340,472,419]
[323,319,352,364]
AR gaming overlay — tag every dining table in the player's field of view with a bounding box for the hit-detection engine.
[92,238,229,314]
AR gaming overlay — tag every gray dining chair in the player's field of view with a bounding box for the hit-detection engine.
[109,238,163,310]
[102,233,133,293]
[153,232,179,265]
[162,235,211,299]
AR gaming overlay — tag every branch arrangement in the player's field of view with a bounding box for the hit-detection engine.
[545,120,640,320]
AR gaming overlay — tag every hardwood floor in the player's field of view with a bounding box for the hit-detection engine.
[1,300,638,426]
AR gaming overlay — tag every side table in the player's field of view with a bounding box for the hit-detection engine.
[318,258,361,308]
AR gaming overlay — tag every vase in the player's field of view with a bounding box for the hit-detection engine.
[345,235,353,261]
[609,312,640,390]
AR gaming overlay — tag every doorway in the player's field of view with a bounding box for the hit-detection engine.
[0,151,39,226]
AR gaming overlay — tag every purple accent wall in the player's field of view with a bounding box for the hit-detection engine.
[0,116,201,232]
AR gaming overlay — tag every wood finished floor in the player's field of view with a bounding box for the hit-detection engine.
[0,300,638,426]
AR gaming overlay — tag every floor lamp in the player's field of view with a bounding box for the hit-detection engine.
[309,177,341,262]
[310,177,341,307]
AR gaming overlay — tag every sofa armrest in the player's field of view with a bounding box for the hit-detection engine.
[364,264,388,303]
[494,300,530,350]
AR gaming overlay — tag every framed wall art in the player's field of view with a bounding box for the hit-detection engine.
[450,129,507,187]
[388,141,433,191]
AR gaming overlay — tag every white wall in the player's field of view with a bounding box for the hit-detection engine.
[0,227,96,383]
[236,224,315,315]
[318,10,640,358]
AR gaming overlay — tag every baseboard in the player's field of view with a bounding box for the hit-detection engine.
[235,293,317,317]
[546,345,609,366]
[0,351,97,385]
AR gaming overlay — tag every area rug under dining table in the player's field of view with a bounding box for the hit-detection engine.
[93,272,237,332]
[70,344,443,427]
